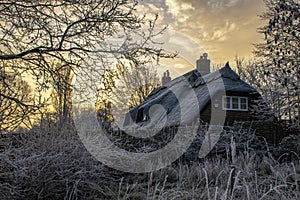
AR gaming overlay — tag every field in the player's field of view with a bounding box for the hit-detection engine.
[1,124,299,200]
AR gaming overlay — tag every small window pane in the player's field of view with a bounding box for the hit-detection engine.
[240,98,246,104]
[240,98,247,110]
[241,103,247,110]
[232,98,239,109]
[225,97,231,109]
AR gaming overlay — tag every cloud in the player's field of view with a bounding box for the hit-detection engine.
[174,63,187,69]
[151,29,206,65]
[207,0,242,8]
[140,0,266,65]
[165,0,195,23]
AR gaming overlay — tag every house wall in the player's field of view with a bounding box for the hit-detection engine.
[199,92,289,145]
[200,91,260,125]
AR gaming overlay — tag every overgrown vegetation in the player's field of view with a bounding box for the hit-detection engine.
[1,123,299,200]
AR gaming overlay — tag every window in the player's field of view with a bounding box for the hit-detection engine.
[222,96,248,111]
[136,108,149,123]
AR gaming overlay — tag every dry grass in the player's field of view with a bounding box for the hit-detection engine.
[0,123,299,199]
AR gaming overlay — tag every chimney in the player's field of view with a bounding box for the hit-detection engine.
[162,70,171,85]
[196,53,210,76]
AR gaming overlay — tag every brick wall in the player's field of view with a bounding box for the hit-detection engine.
[200,92,259,125]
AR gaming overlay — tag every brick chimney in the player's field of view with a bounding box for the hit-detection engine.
[196,53,210,76]
[162,70,171,85]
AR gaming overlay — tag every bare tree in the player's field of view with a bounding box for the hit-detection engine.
[254,0,300,126]
[112,62,160,109]
[95,66,118,129]
[50,62,74,124]
[0,66,37,132]
[235,57,280,121]
[95,62,160,128]
[0,1,172,127]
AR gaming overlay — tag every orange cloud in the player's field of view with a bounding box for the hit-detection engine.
[141,0,267,66]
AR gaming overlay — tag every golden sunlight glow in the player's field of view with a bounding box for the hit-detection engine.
[140,0,266,66]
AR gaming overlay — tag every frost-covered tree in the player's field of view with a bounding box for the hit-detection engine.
[254,0,300,125]
[0,0,172,125]
[235,57,277,121]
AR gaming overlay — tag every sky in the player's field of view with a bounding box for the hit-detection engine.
[139,0,267,74]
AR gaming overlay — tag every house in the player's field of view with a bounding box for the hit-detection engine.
[121,54,279,143]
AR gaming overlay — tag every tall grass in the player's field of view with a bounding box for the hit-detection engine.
[0,123,299,199]
[118,152,299,199]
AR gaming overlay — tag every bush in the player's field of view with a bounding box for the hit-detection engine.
[0,124,122,200]
[274,134,300,162]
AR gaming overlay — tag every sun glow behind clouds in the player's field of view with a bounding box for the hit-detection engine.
[140,0,266,66]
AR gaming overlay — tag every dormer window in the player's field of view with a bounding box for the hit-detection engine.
[222,96,248,111]
[136,108,149,123]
